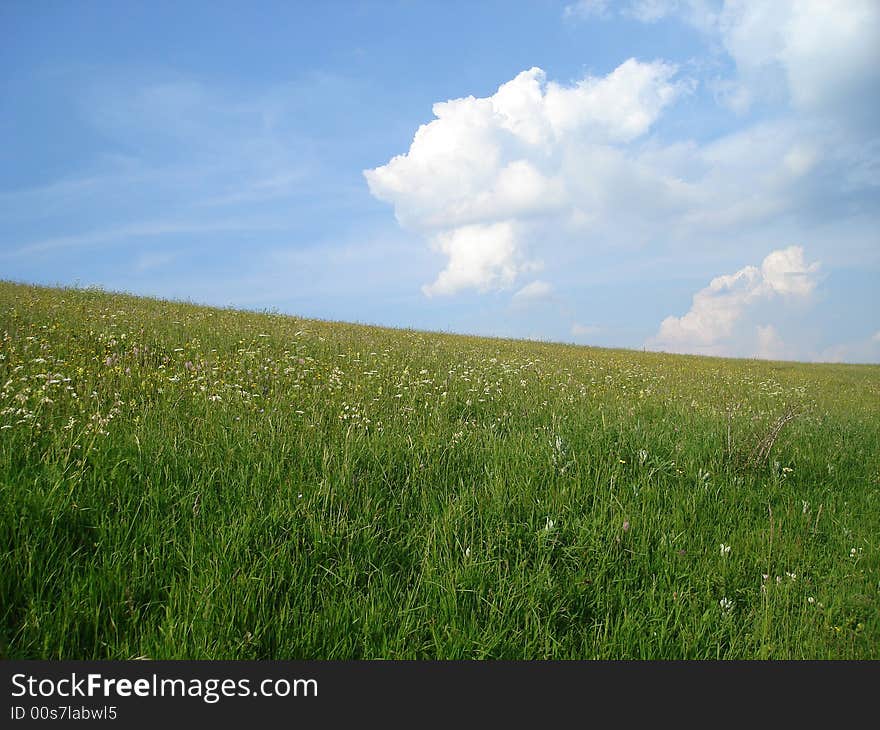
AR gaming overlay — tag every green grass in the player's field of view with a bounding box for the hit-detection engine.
[1,280,878,659]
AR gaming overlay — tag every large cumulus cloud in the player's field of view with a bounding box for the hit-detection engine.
[364,59,688,296]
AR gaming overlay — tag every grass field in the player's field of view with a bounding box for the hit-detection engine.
[1,280,877,659]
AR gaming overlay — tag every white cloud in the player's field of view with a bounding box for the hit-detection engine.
[620,1,880,124]
[759,245,821,297]
[721,1,880,118]
[786,5,880,127]
[366,61,683,226]
[545,60,685,143]
[646,245,820,357]
[513,279,554,301]
[755,324,786,361]
[421,222,537,297]
[365,59,688,296]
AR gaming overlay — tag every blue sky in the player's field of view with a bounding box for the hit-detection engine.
[2,1,878,362]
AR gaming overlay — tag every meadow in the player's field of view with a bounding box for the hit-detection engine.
[1,280,877,659]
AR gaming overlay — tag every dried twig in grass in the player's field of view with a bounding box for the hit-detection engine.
[744,406,800,469]
[812,503,823,535]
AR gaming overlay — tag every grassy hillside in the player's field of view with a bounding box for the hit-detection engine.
[1,280,878,659]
